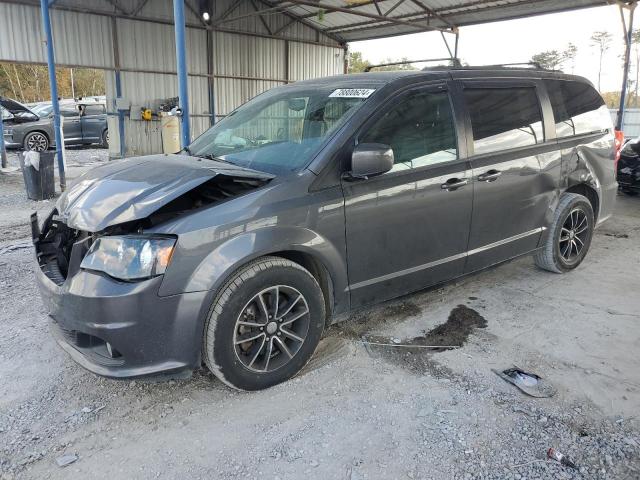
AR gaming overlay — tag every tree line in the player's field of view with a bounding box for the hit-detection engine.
[531,30,640,108]
[0,62,105,103]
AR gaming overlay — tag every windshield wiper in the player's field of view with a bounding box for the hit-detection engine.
[198,153,235,165]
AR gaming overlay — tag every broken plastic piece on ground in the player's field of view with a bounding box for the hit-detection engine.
[492,366,556,398]
[56,453,78,467]
[547,447,577,469]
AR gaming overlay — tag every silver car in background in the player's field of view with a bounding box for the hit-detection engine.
[1,97,108,151]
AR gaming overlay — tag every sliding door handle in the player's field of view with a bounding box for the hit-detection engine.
[477,169,502,182]
[441,178,468,191]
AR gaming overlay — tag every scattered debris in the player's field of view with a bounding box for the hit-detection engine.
[547,447,577,469]
[360,339,462,349]
[493,367,556,398]
[55,454,78,468]
[0,241,32,256]
[604,232,629,239]
[79,404,105,414]
[361,305,486,354]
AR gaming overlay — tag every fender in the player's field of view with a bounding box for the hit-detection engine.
[158,225,350,313]
[565,150,601,196]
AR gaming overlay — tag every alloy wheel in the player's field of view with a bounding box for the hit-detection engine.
[26,133,48,152]
[559,207,589,263]
[233,285,310,373]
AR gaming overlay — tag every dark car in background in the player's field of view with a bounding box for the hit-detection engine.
[1,97,108,151]
[618,137,640,195]
[32,67,617,391]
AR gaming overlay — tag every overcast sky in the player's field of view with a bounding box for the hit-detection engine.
[351,5,629,92]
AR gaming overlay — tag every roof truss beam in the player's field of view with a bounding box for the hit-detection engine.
[281,0,452,33]
[215,0,345,43]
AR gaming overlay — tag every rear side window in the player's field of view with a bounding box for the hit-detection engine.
[546,80,607,138]
[360,90,458,172]
[83,104,105,115]
[60,107,79,118]
[464,87,544,155]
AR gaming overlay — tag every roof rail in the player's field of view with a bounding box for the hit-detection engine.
[418,62,562,72]
[365,57,462,72]
[480,62,547,69]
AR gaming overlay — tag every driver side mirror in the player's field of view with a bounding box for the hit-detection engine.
[349,143,394,179]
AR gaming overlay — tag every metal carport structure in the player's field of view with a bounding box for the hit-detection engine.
[0,0,636,190]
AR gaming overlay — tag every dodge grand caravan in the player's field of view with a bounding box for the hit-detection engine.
[33,67,617,390]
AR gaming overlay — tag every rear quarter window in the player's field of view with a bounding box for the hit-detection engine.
[464,87,544,155]
[83,104,105,115]
[545,80,609,138]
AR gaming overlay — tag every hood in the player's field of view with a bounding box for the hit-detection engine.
[0,97,39,123]
[57,154,273,232]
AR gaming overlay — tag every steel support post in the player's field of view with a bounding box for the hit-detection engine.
[173,0,191,147]
[111,16,126,158]
[0,104,7,169]
[206,28,216,126]
[40,0,66,190]
[617,2,636,131]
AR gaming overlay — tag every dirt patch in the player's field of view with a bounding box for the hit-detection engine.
[416,304,488,350]
[366,305,487,351]
[361,305,488,375]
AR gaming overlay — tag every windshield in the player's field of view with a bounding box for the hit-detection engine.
[32,104,53,117]
[188,86,374,175]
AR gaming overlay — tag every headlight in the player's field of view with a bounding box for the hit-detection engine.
[80,236,176,281]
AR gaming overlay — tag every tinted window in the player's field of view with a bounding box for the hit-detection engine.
[83,104,105,115]
[546,80,608,137]
[60,107,79,118]
[464,87,544,155]
[360,91,457,172]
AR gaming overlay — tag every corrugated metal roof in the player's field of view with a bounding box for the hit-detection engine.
[279,0,610,42]
[2,0,612,48]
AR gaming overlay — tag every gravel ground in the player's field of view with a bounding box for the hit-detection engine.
[0,158,639,479]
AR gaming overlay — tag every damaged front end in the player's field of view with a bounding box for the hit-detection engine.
[32,169,271,286]
[31,157,273,376]
[31,211,90,286]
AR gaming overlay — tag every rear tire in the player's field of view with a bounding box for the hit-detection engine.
[534,193,594,273]
[203,256,325,391]
[23,132,49,152]
[101,129,109,148]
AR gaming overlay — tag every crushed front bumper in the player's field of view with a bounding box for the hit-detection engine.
[33,214,209,378]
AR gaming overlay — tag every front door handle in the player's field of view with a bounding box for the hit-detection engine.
[441,178,469,191]
[477,169,502,182]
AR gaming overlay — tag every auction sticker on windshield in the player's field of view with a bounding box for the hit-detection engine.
[329,88,376,98]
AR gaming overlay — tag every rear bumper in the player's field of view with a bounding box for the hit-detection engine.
[3,134,21,148]
[36,260,209,378]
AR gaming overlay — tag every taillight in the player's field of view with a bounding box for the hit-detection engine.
[614,129,624,171]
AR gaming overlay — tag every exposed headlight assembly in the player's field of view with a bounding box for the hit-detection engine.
[80,236,176,281]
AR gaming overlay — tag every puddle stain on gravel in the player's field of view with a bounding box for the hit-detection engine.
[362,305,488,375]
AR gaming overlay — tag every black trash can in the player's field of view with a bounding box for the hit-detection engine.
[19,151,55,200]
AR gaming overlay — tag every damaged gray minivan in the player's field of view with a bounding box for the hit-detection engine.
[33,67,617,390]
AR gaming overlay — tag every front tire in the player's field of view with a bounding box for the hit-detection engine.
[534,193,594,273]
[203,256,325,391]
[23,132,49,152]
